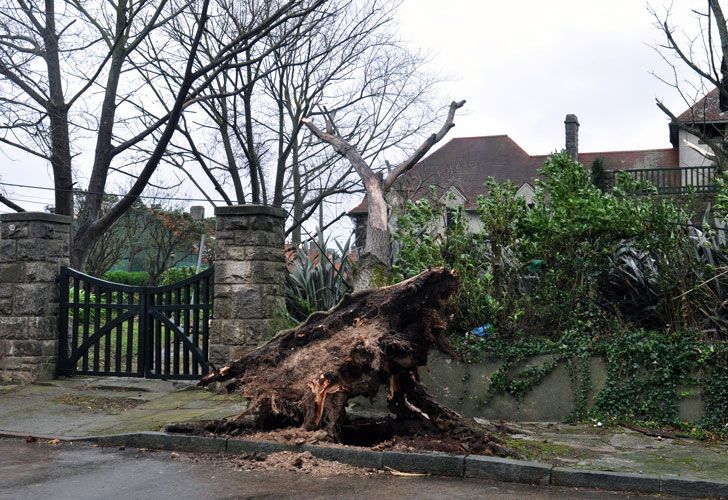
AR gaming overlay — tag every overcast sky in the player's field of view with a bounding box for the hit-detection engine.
[0,0,707,218]
[395,0,700,156]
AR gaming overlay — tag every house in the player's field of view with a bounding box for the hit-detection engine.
[350,94,725,248]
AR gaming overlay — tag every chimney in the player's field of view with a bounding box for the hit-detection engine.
[564,114,579,161]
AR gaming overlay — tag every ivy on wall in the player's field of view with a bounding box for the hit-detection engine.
[392,152,728,437]
[457,330,728,437]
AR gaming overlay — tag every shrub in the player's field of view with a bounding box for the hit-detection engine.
[393,152,728,340]
[158,266,197,286]
[392,197,500,337]
[392,152,728,432]
[102,270,150,286]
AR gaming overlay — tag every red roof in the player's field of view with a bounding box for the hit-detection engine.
[578,148,679,171]
[349,137,678,215]
[676,87,728,124]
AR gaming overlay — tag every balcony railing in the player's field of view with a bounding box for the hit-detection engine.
[607,165,719,195]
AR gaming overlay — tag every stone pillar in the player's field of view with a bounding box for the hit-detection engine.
[0,212,71,383]
[564,113,580,161]
[209,205,286,365]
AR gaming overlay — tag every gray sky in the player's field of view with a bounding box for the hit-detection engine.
[0,0,704,219]
[396,0,691,155]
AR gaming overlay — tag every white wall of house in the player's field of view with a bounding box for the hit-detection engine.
[678,129,715,187]
[465,211,482,232]
[678,130,713,167]
[516,183,535,206]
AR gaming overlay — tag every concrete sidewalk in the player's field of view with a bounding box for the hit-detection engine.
[1,377,727,496]
[493,421,728,484]
[0,377,247,438]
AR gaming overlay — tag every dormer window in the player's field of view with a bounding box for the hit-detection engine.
[515,182,535,208]
[439,186,467,208]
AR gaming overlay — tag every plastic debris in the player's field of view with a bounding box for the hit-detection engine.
[470,323,494,337]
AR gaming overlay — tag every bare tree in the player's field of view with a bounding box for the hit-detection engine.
[143,206,202,283]
[165,0,442,243]
[83,195,130,277]
[653,0,728,170]
[303,99,464,275]
[83,194,149,277]
[0,0,322,269]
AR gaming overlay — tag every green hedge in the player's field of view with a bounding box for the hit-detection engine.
[158,266,197,286]
[102,270,150,286]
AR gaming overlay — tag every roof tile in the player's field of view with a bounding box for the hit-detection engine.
[349,137,679,214]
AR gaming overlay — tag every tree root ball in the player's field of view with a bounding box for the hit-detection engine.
[200,268,509,456]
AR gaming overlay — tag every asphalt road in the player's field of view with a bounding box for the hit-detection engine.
[0,438,671,500]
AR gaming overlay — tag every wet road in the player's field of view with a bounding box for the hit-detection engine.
[0,438,670,499]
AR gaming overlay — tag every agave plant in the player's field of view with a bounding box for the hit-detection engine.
[681,207,728,336]
[285,237,354,321]
[600,238,661,327]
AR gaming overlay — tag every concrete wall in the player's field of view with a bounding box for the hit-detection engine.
[0,213,71,383]
[352,351,705,422]
[419,352,608,422]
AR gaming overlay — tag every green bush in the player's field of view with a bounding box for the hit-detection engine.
[102,270,150,286]
[158,266,197,286]
[701,348,728,436]
[393,197,500,336]
[392,152,728,433]
[591,329,699,425]
[393,152,728,339]
[514,154,686,335]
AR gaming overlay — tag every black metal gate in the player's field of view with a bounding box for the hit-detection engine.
[57,267,213,379]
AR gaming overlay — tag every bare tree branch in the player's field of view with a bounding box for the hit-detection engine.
[0,192,25,212]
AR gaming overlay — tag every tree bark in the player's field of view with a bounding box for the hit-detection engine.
[43,0,73,217]
[242,71,262,204]
[292,141,303,245]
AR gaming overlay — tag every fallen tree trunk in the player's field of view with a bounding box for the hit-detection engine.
[200,268,506,454]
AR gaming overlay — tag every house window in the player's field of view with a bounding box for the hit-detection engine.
[446,210,454,229]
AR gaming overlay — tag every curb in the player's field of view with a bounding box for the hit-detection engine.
[4,431,727,498]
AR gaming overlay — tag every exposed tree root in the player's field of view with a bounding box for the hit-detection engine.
[199,268,510,457]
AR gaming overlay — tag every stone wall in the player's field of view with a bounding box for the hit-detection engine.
[209,205,286,366]
[0,213,71,383]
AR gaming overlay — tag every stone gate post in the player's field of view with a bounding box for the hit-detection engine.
[209,205,286,366]
[0,212,71,382]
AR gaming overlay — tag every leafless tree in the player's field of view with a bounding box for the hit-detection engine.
[83,194,148,277]
[303,99,464,274]
[652,0,728,170]
[163,0,444,243]
[0,0,322,269]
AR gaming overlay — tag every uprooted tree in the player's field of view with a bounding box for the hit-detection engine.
[302,100,465,288]
[200,268,509,456]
